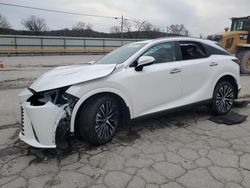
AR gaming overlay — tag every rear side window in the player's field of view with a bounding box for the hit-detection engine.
[204,44,231,56]
[179,41,208,60]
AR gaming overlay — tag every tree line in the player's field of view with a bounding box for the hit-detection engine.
[0,14,189,39]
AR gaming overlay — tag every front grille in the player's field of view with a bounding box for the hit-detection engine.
[21,106,25,135]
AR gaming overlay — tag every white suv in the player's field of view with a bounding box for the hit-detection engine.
[19,37,241,148]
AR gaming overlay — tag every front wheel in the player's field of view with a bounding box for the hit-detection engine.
[77,95,121,145]
[212,81,235,115]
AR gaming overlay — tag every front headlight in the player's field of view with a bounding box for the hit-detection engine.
[27,86,70,106]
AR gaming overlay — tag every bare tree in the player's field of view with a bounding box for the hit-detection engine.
[152,27,161,32]
[72,21,86,31]
[134,20,147,32]
[133,20,156,37]
[167,24,189,36]
[122,19,132,33]
[110,19,165,38]
[72,22,93,31]
[141,22,154,32]
[72,22,93,36]
[22,15,48,32]
[0,14,11,29]
[110,26,120,33]
[86,23,93,30]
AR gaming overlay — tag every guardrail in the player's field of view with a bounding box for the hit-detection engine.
[0,35,143,55]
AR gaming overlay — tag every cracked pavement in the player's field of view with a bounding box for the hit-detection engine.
[0,55,250,188]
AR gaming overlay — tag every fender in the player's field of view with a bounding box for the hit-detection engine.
[211,72,239,97]
[68,87,133,132]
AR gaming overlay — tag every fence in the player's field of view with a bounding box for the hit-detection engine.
[0,35,143,55]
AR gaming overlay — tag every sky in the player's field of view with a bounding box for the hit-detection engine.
[0,0,249,37]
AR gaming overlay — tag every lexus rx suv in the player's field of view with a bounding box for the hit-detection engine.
[19,37,241,148]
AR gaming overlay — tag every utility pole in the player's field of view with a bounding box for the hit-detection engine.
[121,15,123,39]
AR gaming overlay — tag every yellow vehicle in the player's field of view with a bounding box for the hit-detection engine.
[208,16,250,74]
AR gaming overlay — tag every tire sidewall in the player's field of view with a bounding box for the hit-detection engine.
[78,96,121,145]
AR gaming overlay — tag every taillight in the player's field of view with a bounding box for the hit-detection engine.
[232,58,240,65]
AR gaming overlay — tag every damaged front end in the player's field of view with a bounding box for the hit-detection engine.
[19,86,78,148]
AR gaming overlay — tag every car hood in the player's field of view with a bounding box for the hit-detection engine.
[30,63,116,92]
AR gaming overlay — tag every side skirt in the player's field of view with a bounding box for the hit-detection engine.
[131,99,212,122]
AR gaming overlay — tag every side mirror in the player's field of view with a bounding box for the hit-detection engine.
[135,56,155,71]
[87,61,95,65]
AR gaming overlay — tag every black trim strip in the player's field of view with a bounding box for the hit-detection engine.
[21,107,25,135]
[28,88,36,94]
[132,99,212,121]
[31,123,40,143]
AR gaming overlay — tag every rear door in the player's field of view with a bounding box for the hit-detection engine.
[178,41,216,103]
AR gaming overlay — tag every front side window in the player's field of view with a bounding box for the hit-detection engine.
[179,41,207,60]
[142,42,176,64]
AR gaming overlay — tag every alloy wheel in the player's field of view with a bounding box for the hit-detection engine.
[215,84,234,113]
[95,101,119,140]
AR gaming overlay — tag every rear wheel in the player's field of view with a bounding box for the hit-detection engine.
[212,81,235,115]
[77,95,121,145]
[237,50,250,74]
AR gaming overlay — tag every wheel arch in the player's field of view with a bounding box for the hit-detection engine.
[70,89,132,133]
[213,74,239,99]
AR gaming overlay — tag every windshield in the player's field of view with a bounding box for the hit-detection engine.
[96,42,147,64]
[231,18,250,31]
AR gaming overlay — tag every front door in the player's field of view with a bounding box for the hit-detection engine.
[126,42,182,118]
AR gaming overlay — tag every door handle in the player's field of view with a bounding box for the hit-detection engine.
[170,68,181,74]
[209,62,218,67]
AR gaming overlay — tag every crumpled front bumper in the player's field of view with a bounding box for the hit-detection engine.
[19,88,67,148]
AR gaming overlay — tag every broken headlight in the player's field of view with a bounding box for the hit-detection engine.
[27,86,74,106]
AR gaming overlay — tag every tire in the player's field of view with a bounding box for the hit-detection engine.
[212,81,235,115]
[77,95,121,145]
[237,50,250,74]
